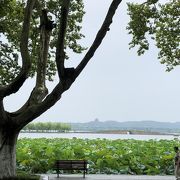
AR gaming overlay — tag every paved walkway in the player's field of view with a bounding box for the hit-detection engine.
[41,174,175,180]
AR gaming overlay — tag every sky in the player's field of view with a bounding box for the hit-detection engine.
[5,0,180,123]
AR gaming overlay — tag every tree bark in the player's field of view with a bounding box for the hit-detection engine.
[0,126,18,178]
[56,0,70,79]
[0,0,122,178]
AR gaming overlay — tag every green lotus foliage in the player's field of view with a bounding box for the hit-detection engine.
[0,0,85,85]
[17,138,179,174]
[127,0,180,71]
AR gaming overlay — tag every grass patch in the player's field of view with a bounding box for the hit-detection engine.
[0,171,40,180]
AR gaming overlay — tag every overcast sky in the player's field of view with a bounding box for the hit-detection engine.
[5,0,180,123]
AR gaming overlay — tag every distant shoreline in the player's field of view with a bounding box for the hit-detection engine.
[20,130,172,136]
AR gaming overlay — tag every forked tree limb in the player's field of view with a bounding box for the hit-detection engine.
[14,0,122,127]
[0,0,36,99]
[30,9,52,104]
[75,0,122,78]
[56,0,71,80]
[9,9,54,117]
[14,82,64,129]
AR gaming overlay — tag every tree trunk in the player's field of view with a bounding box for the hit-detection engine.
[0,127,19,179]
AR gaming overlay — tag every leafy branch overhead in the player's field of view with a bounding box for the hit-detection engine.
[0,0,122,128]
[0,0,179,178]
[0,0,86,85]
[0,0,124,178]
[0,1,123,177]
[127,0,180,71]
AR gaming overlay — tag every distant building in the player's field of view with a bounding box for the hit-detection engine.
[127,131,132,135]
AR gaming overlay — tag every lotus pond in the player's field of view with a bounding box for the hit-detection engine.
[16,138,180,175]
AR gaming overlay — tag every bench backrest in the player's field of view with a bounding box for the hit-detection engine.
[55,160,88,170]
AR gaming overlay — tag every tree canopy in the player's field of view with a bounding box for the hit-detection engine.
[0,0,179,178]
[0,0,85,85]
[0,0,122,177]
[127,0,180,71]
[1,0,179,86]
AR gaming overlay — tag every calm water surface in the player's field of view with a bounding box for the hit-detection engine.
[18,132,178,140]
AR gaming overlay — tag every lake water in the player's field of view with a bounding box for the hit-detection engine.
[18,132,179,141]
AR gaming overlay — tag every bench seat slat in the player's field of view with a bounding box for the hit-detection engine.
[54,160,88,178]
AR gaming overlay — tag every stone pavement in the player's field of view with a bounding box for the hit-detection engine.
[40,174,175,180]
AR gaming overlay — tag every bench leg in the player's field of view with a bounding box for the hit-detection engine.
[57,170,60,178]
[83,170,85,178]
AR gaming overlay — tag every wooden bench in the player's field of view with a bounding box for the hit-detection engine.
[54,160,88,178]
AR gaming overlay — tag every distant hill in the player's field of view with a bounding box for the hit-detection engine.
[70,120,180,133]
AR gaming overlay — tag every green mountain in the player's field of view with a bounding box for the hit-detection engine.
[70,119,180,133]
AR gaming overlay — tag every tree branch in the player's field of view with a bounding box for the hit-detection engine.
[0,101,8,125]
[30,9,55,104]
[55,0,70,80]
[14,82,65,129]
[0,0,36,98]
[8,9,55,116]
[12,0,122,129]
[75,0,122,78]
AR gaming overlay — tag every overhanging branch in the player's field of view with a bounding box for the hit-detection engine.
[75,0,122,78]
[14,82,64,129]
[0,0,36,98]
[13,0,122,128]
[55,0,70,80]
[8,9,55,116]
